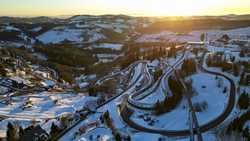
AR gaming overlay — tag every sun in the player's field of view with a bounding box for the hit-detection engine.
[145,0,206,16]
[140,0,229,16]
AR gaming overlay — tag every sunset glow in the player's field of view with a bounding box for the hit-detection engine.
[0,0,250,17]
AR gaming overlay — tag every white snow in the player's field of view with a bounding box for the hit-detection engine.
[41,80,55,88]
[32,52,48,60]
[77,128,113,141]
[75,23,90,28]
[4,26,20,31]
[37,27,105,44]
[0,92,98,119]
[78,82,89,89]
[129,63,143,86]
[137,26,250,43]
[148,59,159,67]
[95,24,113,29]
[31,26,42,32]
[189,72,230,126]
[37,28,84,44]
[96,54,120,63]
[132,132,163,141]
[93,43,123,50]
[131,99,189,130]
[244,120,250,130]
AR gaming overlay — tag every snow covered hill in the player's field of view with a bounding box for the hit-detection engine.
[37,26,105,44]
[137,26,250,43]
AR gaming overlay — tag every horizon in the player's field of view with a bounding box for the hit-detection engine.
[1,13,250,19]
[1,0,250,17]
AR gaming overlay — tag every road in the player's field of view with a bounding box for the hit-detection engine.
[120,51,236,137]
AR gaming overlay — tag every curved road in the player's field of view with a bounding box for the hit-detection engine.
[120,51,236,137]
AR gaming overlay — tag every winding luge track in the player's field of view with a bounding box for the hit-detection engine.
[120,52,236,137]
[55,61,149,141]
[127,51,186,110]
[95,60,147,86]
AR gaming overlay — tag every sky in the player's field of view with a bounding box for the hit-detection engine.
[1,0,250,17]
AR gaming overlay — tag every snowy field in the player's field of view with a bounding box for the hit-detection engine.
[131,98,189,130]
[93,43,123,51]
[77,127,113,141]
[0,92,98,119]
[189,72,230,125]
[137,26,250,43]
[37,27,105,44]
[0,92,98,138]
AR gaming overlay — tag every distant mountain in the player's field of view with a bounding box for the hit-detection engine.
[0,16,62,24]
[0,14,250,46]
[138,18,250,33]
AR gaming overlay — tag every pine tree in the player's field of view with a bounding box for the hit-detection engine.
[238,92,249,109]
[19,126,24,138]
[155,100,162,114]
[239,72,246,85]
[50,122,60,137]
[233,64,240,77]
[115,133,122,141]
[7,122,17,141]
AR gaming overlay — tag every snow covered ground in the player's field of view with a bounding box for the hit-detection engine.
[31,26,42,32]
[129,63,143,86]
[189,72,230,126]
[37,27,105,44]
[95,23,128,33]
[77,127,113,141]
[0,92,98,138]
[93,43,123,51]
[96,54,119,63]
[131,98,189,130]
[3,25,20,32]
[137,26,250,43]
[0,92,98,119]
